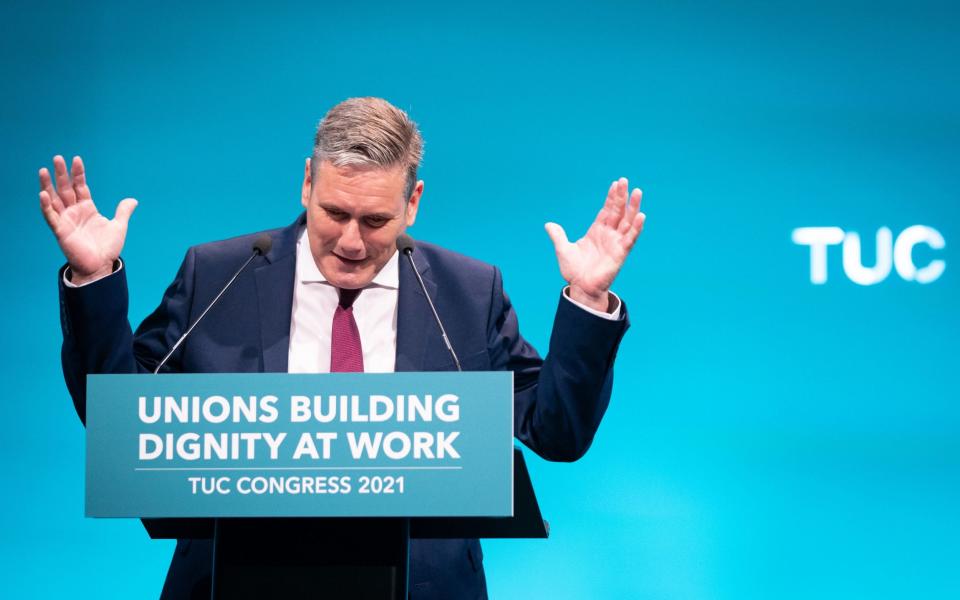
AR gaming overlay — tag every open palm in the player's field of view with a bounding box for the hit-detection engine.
[39,155,137,283]
[545,178,645,311]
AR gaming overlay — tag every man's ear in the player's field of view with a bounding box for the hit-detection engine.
[405,180,424,226]
[301,158,312,208]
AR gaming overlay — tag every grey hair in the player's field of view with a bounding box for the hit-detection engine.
[311,97,424,199]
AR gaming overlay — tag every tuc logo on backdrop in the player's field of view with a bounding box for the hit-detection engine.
[792,226,946,285]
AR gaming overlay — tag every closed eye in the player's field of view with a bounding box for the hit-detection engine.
[364,216,390,228]
[324,207,349,221]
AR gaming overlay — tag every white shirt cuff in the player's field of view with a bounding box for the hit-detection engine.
[562,287,622,320]
[62,259,123,288]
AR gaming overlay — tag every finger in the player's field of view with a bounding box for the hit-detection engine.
[591,204,608,227]
[618,188,642,235]
[71,156,93,203]
[599,180,618,226]
[605,178,628,227]
[39,167,65,213]
[39,191,61,230]
[624,212,646,249]
[114,197,138,227]
[38,166,49,192]
[602,180,617,205]
[53,155,77,206]
[594,182,617,224]
[544,222,570,252]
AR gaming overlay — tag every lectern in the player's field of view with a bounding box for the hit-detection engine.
[86,372,542,599]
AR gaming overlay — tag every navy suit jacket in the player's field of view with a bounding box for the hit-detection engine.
[59,214,629,599]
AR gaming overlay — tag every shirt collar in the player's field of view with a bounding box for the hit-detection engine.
[296,226,400,289]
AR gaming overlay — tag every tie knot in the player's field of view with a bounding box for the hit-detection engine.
[338,287,361,309]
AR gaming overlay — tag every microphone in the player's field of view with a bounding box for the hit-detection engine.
[396,234,461,371]
[252,235,272,256]
[153,235,272,374]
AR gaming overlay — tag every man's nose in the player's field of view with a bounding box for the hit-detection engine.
[337,220,364,256]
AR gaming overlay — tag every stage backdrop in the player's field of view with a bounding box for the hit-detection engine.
[2,1,957,598]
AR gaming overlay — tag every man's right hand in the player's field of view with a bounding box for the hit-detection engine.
[39,155,137,285]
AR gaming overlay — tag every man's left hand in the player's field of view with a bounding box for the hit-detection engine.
[545,177,645,313]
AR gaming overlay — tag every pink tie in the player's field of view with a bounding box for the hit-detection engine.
[330,288,363,372]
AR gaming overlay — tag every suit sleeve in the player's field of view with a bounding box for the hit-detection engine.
[485,267,629,462]
[59,248,197,424]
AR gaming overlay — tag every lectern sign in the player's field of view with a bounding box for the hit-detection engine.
[85,372,514,518]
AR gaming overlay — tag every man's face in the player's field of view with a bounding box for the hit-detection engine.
[301,159,422,289]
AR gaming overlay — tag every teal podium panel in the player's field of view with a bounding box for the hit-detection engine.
[85,372,514,518]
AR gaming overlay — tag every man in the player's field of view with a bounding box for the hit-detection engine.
[40,97,645,599]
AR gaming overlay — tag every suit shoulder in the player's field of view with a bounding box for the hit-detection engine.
[187,224,291,262]
[416,240,498,281]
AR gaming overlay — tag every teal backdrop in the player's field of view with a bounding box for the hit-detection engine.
[2,1,957,598]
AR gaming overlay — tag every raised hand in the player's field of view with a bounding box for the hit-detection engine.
[39,155,137,285]
[545,177,645,312]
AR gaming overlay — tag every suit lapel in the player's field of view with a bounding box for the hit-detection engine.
[395,247,437,372]
[255,214,302,373]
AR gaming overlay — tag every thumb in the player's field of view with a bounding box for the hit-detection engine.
[114,198,138,226]
[544,222,569,252]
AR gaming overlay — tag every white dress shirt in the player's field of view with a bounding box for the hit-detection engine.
[288,228,400,373]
